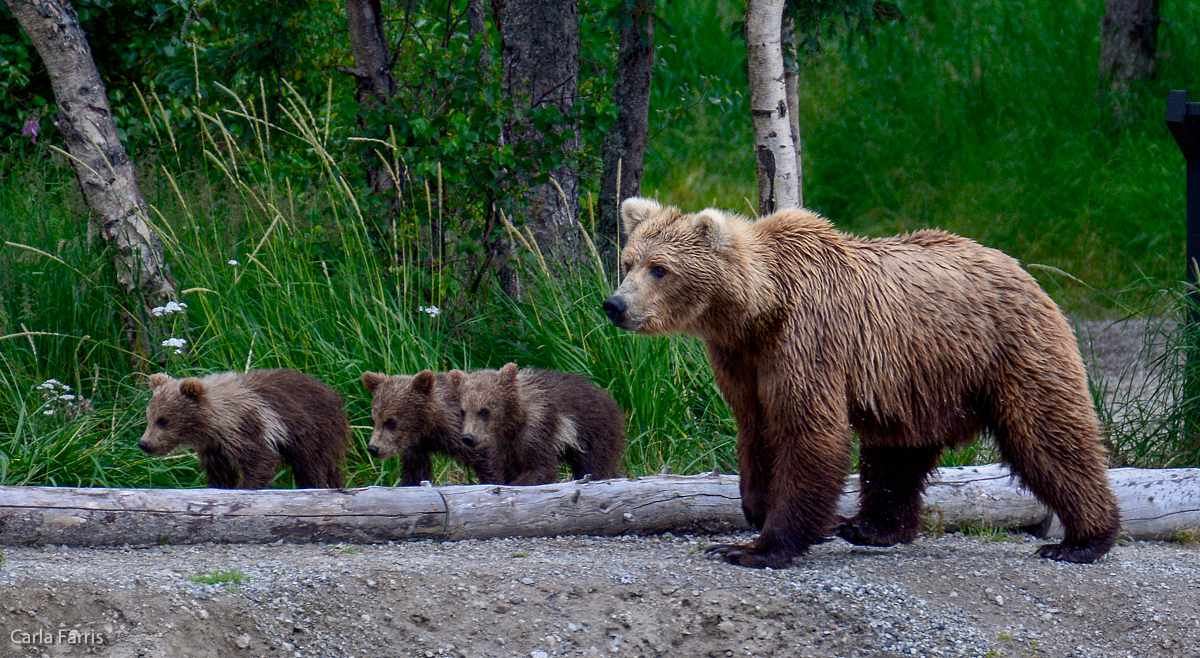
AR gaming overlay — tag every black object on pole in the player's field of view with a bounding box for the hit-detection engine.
[1166,89,1200,460]
[1166,90,1200,318]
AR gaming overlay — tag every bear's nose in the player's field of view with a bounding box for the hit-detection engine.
[601,295,626,323]
[461,434,476,448]
[137,439,151,453]
[367,445,380,458]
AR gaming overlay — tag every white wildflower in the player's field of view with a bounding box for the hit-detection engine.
[58,394,76,401]
[162,337,188,354]
[418,305,442,318]
[36,379,62,391]
[42,409,55,416]
[151,300,188,317]
[228,259,240,266]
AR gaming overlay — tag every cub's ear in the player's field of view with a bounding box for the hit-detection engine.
[620,197,662,237]
[412,370,436,395]
[446,369,467,394]
[178,377,205,399]
[498,362,519,386]
[691,209,734,253]
[148,373,173,391]
[362,371,387,393]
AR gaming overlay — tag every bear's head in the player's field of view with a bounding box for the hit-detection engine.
[362,370,455,460]
[139,373,208,455]
[602,197,742,336]
[452,363,521,451]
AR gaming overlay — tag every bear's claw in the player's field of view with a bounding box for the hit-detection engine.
[706,543,792,569]
[1035,541,1109,564]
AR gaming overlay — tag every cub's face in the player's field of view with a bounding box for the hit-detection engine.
[362,371,443,460]
[140,373,205,455]
[455,364,517,451]
[602,197,728,336]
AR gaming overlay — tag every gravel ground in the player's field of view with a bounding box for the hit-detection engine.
[1,533,1198,658]
[3,319,1197,658]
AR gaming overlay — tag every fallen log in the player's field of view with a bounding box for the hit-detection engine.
[0,467,1195,547]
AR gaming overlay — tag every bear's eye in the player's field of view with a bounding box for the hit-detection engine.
[649,265,669,278]
[155,417,168,428]
[478,408,490,420]
[383,418,397,431]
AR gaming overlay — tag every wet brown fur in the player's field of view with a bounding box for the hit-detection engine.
[140,369,349,489]
[603,197,1120,568]
[362,370,496,485]
[450,364,627,485]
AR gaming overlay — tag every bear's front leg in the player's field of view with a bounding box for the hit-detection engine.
[710,406,853,568]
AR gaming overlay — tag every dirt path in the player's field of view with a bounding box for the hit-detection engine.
[2,531,1198,658]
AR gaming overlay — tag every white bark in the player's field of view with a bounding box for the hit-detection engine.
[745,0,800,215]
[0,467,1195,547]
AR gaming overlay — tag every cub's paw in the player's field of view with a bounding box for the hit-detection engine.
[706,543,792,569]
[1035,540,1110,564]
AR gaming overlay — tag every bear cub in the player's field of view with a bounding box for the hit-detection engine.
[140,369,349,489]
[450,363,626,485]
[362,370,495,485]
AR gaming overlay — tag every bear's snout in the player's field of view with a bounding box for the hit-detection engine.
[137,439,152,453]
[602,295,627,324]
[461,434,477,448]
[366,444,380,458]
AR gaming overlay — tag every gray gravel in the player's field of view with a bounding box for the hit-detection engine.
[2,532,1198,657]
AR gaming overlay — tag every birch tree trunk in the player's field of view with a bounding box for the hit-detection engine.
[745,0,800,216]
[781,12,803,209]
[597,0,655,278]
[497,0,583,265]
[7,0,177,360]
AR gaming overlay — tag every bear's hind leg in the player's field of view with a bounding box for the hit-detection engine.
[838,445,943,547]
[993,396,1120,563]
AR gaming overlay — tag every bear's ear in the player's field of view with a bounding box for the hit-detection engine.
[691,209,734,253]
[148,373,173,391]
[620,197,662,237]
[362,371,387,393]
[498,362,519,386]
[412,370,436,395]
[446,369,467,396]
[178,377,205,400]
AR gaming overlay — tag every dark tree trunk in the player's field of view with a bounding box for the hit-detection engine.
[343,0,403,204]
[467,0,489,72]
[1098,0,1159,121]
[6,0,178,363]
[497,0,583,266]
[597,0,654,278]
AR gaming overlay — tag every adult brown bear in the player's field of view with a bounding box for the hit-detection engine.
[602,197,1119,568]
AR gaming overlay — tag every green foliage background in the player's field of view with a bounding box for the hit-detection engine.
[1,0,1198,489]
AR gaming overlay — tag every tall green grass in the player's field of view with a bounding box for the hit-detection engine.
[646,0,1197,313]
[5,0,1200,487]
[0,81,737,488]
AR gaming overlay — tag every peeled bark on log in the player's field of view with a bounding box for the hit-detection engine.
[7,0,177,357]
[0,467,1195,547]
[745,0,800,215]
